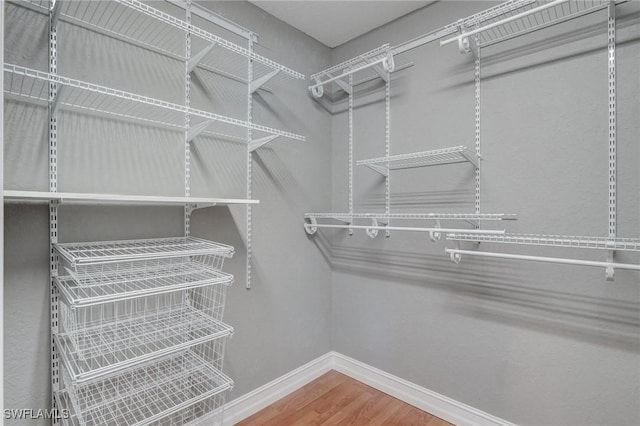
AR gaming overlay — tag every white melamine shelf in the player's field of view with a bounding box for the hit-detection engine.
[357,146,480,176]
[55,237,234,270]
[57,263,233,307]
[4,190,259,207]
[446,233,640,252]
[11,0,304,81]
[55,351,233,426]
[4,64,306,141]
[57,303,233,385]
[440,0,627,50]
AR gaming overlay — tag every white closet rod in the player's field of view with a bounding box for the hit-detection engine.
[446,249,640,272]
[308,224,505,235]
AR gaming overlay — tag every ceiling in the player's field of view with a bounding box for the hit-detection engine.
[249,1,433,48]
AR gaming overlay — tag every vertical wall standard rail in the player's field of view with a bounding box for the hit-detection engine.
[246,38,254,288]
[384,69,391,237]
[184,0,192,237]
[606,0,617,280]
[48,0,60,419]
[474,34,481,223]
[348,74,354,235]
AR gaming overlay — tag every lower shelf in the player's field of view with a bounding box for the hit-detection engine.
[56,351,233,426]
[57,303,232,384]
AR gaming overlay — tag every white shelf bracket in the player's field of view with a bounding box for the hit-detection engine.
[304,217,318,235]
[460,149,480,168]
[187,120,213,142]
[187,42,217,73]
[372,64,389,82]
[51,84,64,116]
[250,69,279,94]
[333,76,352,95]
[51,0,62,30]
[248,134,278,152]
[605,250,615,281]
[366,218,379,239]
[429,219,442,242]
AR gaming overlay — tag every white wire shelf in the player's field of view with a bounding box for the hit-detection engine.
[57,301,232,384]
[440,0,627,52]
[57,262,233,307]
[4,64,306,142]
[3,190,259,206]
[304,213,517,221]
[309,44,412,97]
[55,351,232,426]
[357,146,480,176]
[446,233,640,252]
[55,237,234,272]
[12,0,304,81]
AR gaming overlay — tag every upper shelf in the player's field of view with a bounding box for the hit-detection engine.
[309,44,413,98]
[305,213,517,221]
[357,146,480,176]
[446,232,640,252]
[4,64,305,142]
[13,0,304,82]
[440,0,627,53]
[4,190,259,207]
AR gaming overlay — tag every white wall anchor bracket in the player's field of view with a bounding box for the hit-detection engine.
[310,77,324,98]
[187,42,217,73]
[304,217,318,235]
[366,218,380,239]
[250,69,280,94]
[429,220,442,242]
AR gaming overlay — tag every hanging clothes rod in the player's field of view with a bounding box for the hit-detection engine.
[446,249,640,272]
[306,223,505,234]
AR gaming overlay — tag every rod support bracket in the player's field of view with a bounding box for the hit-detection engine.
[304,217,318,235]
[605,250,615,281]
[366,218,379,239]
[310,77,324,98]
[429,220,442,242]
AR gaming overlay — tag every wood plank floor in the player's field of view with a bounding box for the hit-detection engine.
[235,370,454,426]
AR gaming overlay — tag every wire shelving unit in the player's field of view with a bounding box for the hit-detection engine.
[357,146,480,176]
[55,351,233,426]
[447,233,640,252]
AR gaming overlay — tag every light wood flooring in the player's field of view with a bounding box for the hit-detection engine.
[235,370,454,426]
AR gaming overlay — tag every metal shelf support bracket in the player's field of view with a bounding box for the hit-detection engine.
[250,69,279,94]
[187,42,217,73]
[248,134,278,152]
[187,120,213,142]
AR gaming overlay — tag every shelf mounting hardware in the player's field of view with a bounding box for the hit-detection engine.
[248,135,279,152]
[51,0,62,30]
[187,42,217,73]
[250,69,280,94]
[187,120,214,142]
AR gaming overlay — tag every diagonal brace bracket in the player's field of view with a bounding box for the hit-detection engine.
[372,64,389,82]
[51,85,64,116]
[249,134,279,152]
[188,42,217,73]
[51,0,62,30]
[250,69,280,94]
[187,120,214,142]
[333,76,352,95]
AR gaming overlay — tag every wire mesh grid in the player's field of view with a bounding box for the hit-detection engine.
[452,0,615,48]
[56,350,232,426]
[446,233,640,251]
[305,213,517,221]
[57,262,233,307]
[54,237,234,275]
[57,283,231,384]
[357,146,479,175]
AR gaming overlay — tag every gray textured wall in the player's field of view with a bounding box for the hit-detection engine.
[3,0,332,422]
[330,2,640,425]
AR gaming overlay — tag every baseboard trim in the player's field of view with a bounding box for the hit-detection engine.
[222,352,334,425]
[223,351,515,426]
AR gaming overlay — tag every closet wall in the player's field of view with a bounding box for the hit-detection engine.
[330,1,640,425]
[3,0,332,418]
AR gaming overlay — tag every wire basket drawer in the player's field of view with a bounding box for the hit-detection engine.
[55,350,232,426]
[54,237,234,277]
[57,275,232,385]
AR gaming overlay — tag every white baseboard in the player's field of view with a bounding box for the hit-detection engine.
[222,352,334,425]
[224,351,515,426]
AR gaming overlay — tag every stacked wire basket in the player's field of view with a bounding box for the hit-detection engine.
[52,237,235,425]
